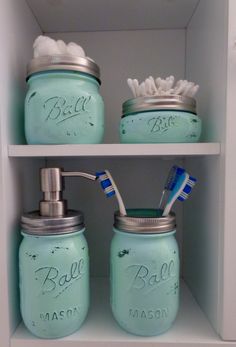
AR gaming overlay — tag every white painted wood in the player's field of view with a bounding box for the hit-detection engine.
[220,0,236,340]
[26,0,199,32]
[11,278,232,347]
[49,30,186,143]
[8,143,221,157]
[0,1,42,347]
[185,0,228,337]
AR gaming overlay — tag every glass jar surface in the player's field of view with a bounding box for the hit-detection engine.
[25,71,104,144]
[19,229,89,338]
[120,109,201,143]
[111,209,179,336]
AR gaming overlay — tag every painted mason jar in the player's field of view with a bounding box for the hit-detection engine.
[25,55,104,144]
[120,95,201,143]
[19,211,89,339]
[111,209,179,336]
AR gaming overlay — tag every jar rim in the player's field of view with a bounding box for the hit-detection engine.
[21,209,85,236]
[27,55,101,83]
[114,209,176,234]
[122,95,196,116]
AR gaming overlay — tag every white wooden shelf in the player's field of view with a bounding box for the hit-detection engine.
[11,278,232,347]
[8,143,220,158]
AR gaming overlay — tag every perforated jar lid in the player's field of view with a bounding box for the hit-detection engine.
[114,209,176,234]
[122,95,196,116]
[21,210,84,235]
[27,55,101,83]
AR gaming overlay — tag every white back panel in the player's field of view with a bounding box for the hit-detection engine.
[47,29,186,276]
[27,0,199,32]
[185,0,228,336]
[49,30,185,143]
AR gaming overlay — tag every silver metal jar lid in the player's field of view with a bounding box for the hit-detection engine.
[27,55,101,83]
[114,209,176,234]
[122,95,196,116]
[21,210,84,236]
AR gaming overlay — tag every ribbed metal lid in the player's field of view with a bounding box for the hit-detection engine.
[122,95,196,116]
[21,210,84,235]
[27,55,101,83]
[114,209,176,234]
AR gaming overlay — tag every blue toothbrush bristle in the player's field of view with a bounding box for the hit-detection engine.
[177,176,196,201]
[96,171,116,198]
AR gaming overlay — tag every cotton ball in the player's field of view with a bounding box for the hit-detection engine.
[57,40,67,54]
[33,35,60,57]
[67,42,85,57]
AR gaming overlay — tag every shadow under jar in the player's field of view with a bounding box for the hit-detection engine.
[25,55,104,144]
[111,209,179,336]
[120,95,201,143]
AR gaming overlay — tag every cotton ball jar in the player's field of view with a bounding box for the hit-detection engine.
[120,95,202,143]
[25,37,104,144]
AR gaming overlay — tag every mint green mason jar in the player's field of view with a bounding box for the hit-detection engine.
[25,55,104,144]
[19,211,89,338]
[120,95,201,143]
[111,209,179,336]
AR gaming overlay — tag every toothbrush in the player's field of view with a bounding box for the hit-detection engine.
[162,172,197,217]
[158,165,186,210]
[96,170,127,216]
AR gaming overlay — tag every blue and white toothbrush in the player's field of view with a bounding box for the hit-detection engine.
[159,165,185,210]
[162,171,197,217]
[96,170,127,216]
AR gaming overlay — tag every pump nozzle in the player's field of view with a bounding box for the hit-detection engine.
[40,168,96,217]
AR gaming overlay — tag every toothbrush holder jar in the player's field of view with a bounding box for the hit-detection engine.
[25,55,104,144]
[19,210,89,339]
[111,209,179,336]
[120,95,201,143]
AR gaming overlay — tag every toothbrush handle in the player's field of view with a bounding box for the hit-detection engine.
[162,173,190,216]
[105,170,127,216]
[158,190,166,209]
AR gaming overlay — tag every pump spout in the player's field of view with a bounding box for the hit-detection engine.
[61,172,97,181]
[39,168,96,217]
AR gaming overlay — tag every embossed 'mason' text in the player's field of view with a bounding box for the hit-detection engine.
[43,96,92,124]
[40,306,80,321]
[129,307,168,320]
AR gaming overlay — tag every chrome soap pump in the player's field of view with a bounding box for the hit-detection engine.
[19,168,96,339]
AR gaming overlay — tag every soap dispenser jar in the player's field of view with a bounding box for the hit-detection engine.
[19,168,96,339]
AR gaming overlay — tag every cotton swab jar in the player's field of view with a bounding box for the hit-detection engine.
[110,209,179,336]
[120,95,201,143]
[25,55,104,144]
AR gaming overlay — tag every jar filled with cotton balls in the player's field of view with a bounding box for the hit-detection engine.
[120,76,202,143]
[25,36,104,144]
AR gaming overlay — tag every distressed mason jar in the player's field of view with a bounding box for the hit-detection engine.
[120,95,201,143]
[19,211,89,339]
[25,55,104,144]
[111,209,179,336]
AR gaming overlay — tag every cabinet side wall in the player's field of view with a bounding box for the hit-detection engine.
[185,0,228,336]
[0,0,41,345]
[221,0,236,340]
